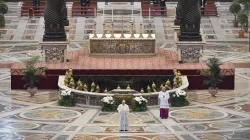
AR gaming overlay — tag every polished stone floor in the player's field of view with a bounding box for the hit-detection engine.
[0,1,250,140]
[0,68,250,140]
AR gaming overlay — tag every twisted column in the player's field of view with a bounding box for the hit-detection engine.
[178,0,202,41]
[43,0,66,41]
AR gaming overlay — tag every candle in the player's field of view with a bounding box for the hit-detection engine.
[148,7,150,22]
[132,8,133,22]
[112,8,113,22]
[103,8,104,21]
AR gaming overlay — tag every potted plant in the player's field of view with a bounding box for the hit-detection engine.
[21,56,46,97]
[229,3,241,27]
[238,12,248,38]
[0,13,4,27]
[0,0,8,27]
[238,0,250,32]
[203,57,223,97]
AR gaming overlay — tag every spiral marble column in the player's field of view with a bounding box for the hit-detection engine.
[178,0,202,41]
[43,0,66,41]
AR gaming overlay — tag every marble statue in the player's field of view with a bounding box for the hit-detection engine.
[147,85,151,93]
[43,0,66,41]
[76,83,83,90]
[96,85,100,93]
[91,82,96,92]
[152,82,156,92]
[140,88,145,93]
[127,85,131,90]
[165,80,172,90]
[178,0,202,41]
[83,83,88,91]
[104,88,108,93]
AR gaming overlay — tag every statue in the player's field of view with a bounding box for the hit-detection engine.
[147,85,151,93]
[64,78,69,87]
[173,81,178,88]
[127,85,131,90]
[96,85,100,93]
[91,82,96,92]
[77,79,82,86]
[160,84,163,91]
[76,83,83,90]
[69,81,75,89]
[104,88,108,93]
[83,83,88,91]
[152,82,156,92]
[178,0,202,41]
[140,88,145,93]
[174,0,183,25]
[165,80,172,90]
[43,0,66,41]
[117,85,121,89]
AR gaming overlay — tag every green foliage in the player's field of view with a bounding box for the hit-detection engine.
[170,94,189,107]
[21,56,46,88]
[101,102,115,112]
[0,13,4,27]
[0,2,8,15]
[202,57,223,89]
[238,12,248,30]
[132,100,147,112]
[238,0,250,12]
[230,3,241,22]
[58,95,75,107]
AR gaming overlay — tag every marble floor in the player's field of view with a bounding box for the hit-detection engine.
[0,1,250,140]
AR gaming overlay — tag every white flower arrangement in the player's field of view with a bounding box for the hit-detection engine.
[172,89,187,98]
[134,96,148,104]
[61,89,71,96]
[101,96,114,105]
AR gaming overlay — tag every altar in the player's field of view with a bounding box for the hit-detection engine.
[89,34,156,56]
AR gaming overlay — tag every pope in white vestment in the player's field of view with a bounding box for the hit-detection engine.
[117,100,129,131]
[158,86,170,119]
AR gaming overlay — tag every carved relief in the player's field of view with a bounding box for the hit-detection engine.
[181,46,201,63]
[90,39,155,55]
[43,45,66,62]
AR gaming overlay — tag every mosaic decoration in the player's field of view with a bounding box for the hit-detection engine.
[0,132,24,140]
[8,123,40,130]
[170,109,228,121]
[90,112,160,125]
[24,134,55,140]
[42,124,65,131]
[19,109,81,121]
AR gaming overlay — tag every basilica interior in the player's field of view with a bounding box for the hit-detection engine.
[0,0,249,140]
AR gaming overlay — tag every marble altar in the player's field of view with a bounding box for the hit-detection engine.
[89,34,156,56]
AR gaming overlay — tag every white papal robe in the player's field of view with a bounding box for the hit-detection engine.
[158,91,170,108]
[117,104,129,131]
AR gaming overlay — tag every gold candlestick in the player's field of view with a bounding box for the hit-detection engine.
[130,22,135,38]
[148,23,152,38]
[93,24,97,38]
[139,23,143,38]
[120,16,125,38]
[110,23,115,38]
[102,23,106,38]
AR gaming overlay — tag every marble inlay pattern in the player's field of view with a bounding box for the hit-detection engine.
[19,109,81,121]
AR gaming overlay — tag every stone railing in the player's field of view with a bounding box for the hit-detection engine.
[58,76,189,107]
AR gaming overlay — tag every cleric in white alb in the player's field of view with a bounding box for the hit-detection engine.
[117,100,129,131]
[158,86,170,119]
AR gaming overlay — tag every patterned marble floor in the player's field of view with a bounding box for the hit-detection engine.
[0,1,250,140]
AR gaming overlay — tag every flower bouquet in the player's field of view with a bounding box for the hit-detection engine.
[170,89,189,107]
[58,89,75,107]
[101,96,115,112]
[132,96,148,112]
